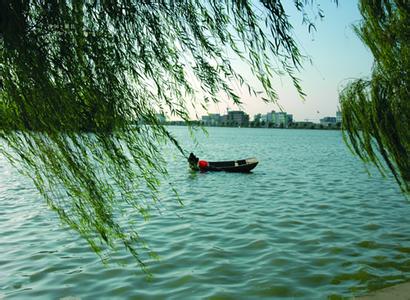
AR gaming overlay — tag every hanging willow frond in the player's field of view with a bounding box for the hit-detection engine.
[340,0,409,193]
[0,0,334,267]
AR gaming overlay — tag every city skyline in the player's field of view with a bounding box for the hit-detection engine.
[198,108,340,126]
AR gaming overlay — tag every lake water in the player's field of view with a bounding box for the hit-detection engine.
[0,127,409,299]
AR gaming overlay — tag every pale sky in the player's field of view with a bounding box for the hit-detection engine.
[195,1,374,122]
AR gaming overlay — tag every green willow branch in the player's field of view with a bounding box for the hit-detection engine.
[1,0,335,268]
[340,0,409,193]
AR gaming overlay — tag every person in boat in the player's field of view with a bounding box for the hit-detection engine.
[188,152,199,170]
[188,152,209,171]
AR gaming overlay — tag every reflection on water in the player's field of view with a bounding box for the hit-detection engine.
[0,127,409,299]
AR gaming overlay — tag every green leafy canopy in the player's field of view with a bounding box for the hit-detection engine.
[340,0,409,193]
[0,0,334,269]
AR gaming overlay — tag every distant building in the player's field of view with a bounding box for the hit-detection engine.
[320,117,337,126]
[209,113,222,126]
[227,110,249,127]
[221,114,228,125]
[275,112,287,127]
[266,111,275,124]
[254,110,293,128]
[253,113,262,123]
[201,113,221,126]
[201,115,210,124]
[336,110,342,123]
[200,109,295,128]
[287,114,293,125]
[269,111,291,128]
[260,114,268,125]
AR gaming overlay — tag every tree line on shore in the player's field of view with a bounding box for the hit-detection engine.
[165,120,342,130]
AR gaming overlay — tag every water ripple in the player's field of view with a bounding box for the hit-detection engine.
[0,128,409,299]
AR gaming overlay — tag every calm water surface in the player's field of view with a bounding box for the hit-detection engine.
[0,127,409,299]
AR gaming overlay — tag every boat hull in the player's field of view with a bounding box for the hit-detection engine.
[201,158,258,173]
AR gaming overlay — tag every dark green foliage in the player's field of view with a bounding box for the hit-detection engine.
[0,0,335,267]
[340,0,409,193]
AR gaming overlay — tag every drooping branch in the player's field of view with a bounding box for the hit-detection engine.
[0,0,335,267]
[340,0,409,193]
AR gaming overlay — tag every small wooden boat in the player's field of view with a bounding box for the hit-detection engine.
[204,158,259,172]
[188,153,258,173]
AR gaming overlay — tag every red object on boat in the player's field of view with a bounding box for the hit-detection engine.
[198,160,209,169]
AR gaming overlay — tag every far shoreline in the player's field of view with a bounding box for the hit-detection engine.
[164,122,342,131]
